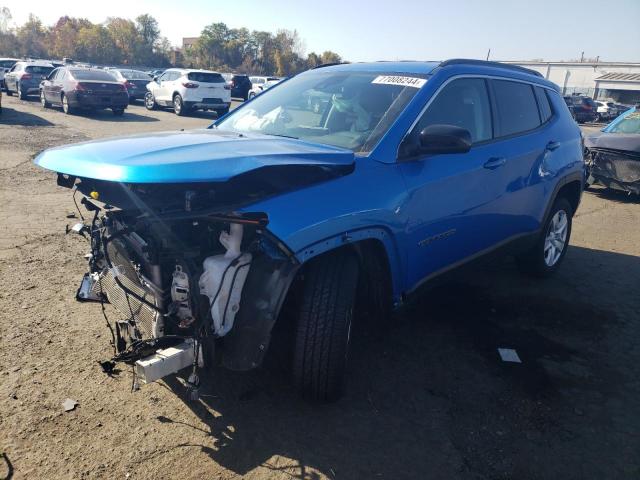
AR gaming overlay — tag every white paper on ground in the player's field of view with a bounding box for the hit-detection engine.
[498,348,522,363]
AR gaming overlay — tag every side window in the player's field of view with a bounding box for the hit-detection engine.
[158,72,169,82]
[169,72,180,81]
[46,68,58,80]
[492,80,541,136]
[534,87,553,123]
[57,70,67,81]
[414,78,493,144]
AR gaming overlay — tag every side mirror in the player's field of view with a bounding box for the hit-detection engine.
[418,124,472,155]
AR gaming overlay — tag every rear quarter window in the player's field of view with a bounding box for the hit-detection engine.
[188,72,224,83]
[492,80,541,136]
[534,87,553,123]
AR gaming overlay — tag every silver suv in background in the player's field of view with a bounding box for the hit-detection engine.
[4,61,55,99]
[0,58,19,89]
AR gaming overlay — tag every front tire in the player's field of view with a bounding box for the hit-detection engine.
[144,92,157,110]
[293,251,359,402]
[6,83,13,96]
[517,197,573,277]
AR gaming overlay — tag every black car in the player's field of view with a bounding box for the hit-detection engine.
[563,95,597,123]
[40,67,129,115]
[108,69,152,102]
[585,108,640,194]
[230,74,252,100]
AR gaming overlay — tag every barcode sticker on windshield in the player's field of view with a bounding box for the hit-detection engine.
[372,75,426,88]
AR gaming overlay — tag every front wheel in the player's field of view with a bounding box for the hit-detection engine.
[144,92,157,110]
[516,197,573,277]
[293,251,359,402]
[6,83,13,96]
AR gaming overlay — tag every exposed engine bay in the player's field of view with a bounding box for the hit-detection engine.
[66,175,300,396]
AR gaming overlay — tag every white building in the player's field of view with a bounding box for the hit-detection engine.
[506,61,640,104]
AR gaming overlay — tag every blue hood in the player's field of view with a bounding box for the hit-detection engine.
[34,129,355,183]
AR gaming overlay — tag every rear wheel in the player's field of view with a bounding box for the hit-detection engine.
[17,82,26,100]
[293,251,359,402]
[215,106,229,118]
[173,94,185,116]
[112,108,125,116]
[62,94,72,115]
[40,90,50,108]
[516,197,573,277]
[144,92,157,110]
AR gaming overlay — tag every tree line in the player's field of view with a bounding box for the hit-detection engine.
[0,7,343,75]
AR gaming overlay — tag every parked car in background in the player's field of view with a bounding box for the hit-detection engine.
[148,69,165,78]
[39,67,129,115]
[585,106,640,194]
[145,68,231,116]
[108,69,152,102]
[34,60,584,402]
[0,58,19,89]
[563,94,597,123]
[595,101,618,122]
[0,87,2,113]
[4,61,55,99]
[230,74,252,100]
[248,76,282,99]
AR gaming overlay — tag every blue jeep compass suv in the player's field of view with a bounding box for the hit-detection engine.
[35,59,584,401]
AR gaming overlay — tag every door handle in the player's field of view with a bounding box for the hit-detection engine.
[483,157,506,169]
[546,141,560,151]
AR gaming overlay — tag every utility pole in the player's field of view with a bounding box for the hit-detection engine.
[486,48,491,61]
[580,51,584,63]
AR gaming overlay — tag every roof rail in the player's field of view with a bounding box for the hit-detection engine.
[439,59,544,77]
[313,62,350,69]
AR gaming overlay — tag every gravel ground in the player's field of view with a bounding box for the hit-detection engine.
[1,95,639,480]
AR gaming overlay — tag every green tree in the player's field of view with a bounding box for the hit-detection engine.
[16,14,47,58]
[76,24,120,64]
[321,50,342,65]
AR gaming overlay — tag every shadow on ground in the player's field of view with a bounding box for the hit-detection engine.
[158,245,639,479]
[0,106,54,126]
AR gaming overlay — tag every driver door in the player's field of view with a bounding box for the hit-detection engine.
[398,77,510,289]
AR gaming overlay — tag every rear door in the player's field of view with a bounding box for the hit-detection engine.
[399,77,510,288]
[487,79,551,236]
[42,68,58,101]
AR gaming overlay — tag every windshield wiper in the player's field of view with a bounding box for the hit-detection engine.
[263,133,299,140]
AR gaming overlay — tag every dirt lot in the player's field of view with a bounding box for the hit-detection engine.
[1,95,639,480]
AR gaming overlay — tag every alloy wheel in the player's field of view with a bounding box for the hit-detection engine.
[544,210,568,266]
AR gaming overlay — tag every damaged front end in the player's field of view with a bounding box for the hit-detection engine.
[68,178,300,395]
[586,146,640,195]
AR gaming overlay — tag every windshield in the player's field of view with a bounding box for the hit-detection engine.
[604,110,640,134]
[70,69,117,81]
[216,70,428,152]
[120,70,151,80]
[188,72,224,83]
[26,65,54,75]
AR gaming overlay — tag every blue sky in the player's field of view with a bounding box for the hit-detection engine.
[7,0,640,62]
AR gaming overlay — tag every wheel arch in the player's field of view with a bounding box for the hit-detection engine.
[220,229,401,372]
